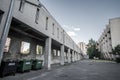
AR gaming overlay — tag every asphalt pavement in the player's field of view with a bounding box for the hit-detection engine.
[1,60,120,80]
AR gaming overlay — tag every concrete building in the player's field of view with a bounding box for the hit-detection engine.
[97,17,120,60]
[78,42,87,55]
[0,0,82,70]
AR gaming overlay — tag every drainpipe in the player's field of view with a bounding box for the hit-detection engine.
[0,0,15,65]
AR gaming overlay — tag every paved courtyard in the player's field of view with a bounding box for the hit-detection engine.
[1,60,120,80]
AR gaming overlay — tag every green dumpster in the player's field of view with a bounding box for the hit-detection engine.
[17,59,32,72]
[32,59,43,70]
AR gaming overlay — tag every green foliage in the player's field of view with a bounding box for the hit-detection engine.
[116,58,120,63]
[87,38,101,59]
[112,44,120,63]
[112,44,120,55]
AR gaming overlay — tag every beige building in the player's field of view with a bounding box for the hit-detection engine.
[97,17,120,60]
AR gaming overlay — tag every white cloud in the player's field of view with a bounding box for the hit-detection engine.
[63,25,80,31]
[62,25,81,43]
[63,25,68,28]
[67,31,77,37]
[74,28,80,31]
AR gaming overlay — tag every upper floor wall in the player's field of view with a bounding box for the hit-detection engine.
[109,18,120,48]
[10,0,81,53]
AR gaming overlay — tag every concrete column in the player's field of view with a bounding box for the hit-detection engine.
[30,41,36,59]
[76,53,78,61]
[78,54,80,60]
[75,52,77,61]
[77,53,79,60]
[44,37,51,70]
[68,48,71,63]
[74,52,75,61]
[0,0,15,65]
[76,53,77,61]
[79,54,81,60]
[72,51,74,62]
[60,45,64,65]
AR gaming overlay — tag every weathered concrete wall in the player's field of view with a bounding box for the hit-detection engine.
[0,0,11,39]
[98,17,120,60]
[3,27,44,61]
[12,0,81,53]
[110,18,120,48]
[0,0,82,69]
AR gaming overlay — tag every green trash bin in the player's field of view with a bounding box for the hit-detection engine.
[32,59,43,70]
[17,59,32,72]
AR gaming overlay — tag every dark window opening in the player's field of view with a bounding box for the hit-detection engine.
[0,11,4,24]
[109,37,111,40]
[52,23,54,35]
[45,17,48,30]
[35,8,40,24]
[108,30,110,33]
[57,28,59,38]
[19,0,26,12]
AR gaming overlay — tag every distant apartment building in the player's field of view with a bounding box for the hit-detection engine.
[78,42,87,55]
[97,17,120,60]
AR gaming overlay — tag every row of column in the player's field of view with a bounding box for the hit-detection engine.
[44,37,81,70]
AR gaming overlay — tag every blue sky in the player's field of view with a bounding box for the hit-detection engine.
[40,0,120,44]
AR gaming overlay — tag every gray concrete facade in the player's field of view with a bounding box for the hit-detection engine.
[0,0,82,69]
[97,17,120,60]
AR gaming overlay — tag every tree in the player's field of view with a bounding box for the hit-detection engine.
[112,44,120,55]
[87,38,101,59]
[112,44,120,63]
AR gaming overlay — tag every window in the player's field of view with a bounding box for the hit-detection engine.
[61,31,63,41]
[45,17,48,30]
[63,31,65,43]
[57,51,60,56]
[19,0,26,12]
[52,23,54,35]
[57,28,59,38]
[36,45,43,55]
[4,38,11,52]
[20,41,30,54]
[109,37,111,40]
[35,8,40,24]
[106,40,107,42]
[0,11,3,24]
[53,49,56,56]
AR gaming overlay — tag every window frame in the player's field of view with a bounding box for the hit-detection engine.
[36,45,43,55]
[20,41,30,54]
[35,8,40,24]
[4,37,11,53]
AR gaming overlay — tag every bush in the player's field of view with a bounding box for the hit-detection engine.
[112,44,120,63]
[116,58,120,63]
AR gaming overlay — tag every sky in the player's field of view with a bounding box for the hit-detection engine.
[40,0,120,44]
